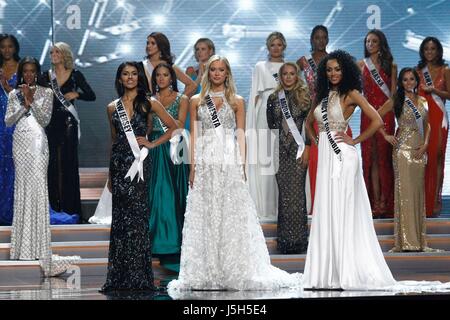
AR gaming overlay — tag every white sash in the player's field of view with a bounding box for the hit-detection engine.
[157,115,188,165]
[305,54,318,75]
[48,70,81,139]
[205,93,226,142]
[321,94,342,161]
[142,59,154,92]
[278,90,305,159]
[364,58,391,99]
[405,97,424,138]
[422,66,448,129]
[115,99,148,182]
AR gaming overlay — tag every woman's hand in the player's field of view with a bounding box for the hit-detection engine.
[64,91,80,101]
[298,147,309,168]
[383,135,398,146]
[414,144,428,160]
[20,84,34,109]
[107,178,112,192]
[334,131,355,146]
[136,136,153,149]
[189,168,195,188]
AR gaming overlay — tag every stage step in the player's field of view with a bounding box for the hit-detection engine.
[1,252,449,287]
[1,235,449,260]
[79,168,108,188]
[2,219,450,243]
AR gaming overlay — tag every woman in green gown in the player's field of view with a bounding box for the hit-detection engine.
[148,63,189,272]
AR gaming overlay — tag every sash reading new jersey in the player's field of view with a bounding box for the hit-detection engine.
[422,66,448,129]
[48,70,81,139]
[278,90,305,159]
[321,95,342,161]
[405,97,424,137]
[115,99,148,181]
[205,93,226,147]
[363,58,391,99]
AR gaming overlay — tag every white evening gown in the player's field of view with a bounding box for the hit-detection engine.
[246,61,283,220]
[302,91,450,292]
[168,95,301,295]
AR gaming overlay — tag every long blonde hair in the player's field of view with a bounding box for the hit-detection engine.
[51,42,74,70]
[199,55,237,108]
[274,62,310,111]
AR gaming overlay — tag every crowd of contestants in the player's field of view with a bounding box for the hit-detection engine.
[0,26,449,291]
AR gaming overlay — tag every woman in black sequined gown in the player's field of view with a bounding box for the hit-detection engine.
[266,62,311,254]
[101,61,176,292]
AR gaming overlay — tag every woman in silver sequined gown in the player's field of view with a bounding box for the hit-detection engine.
[6,57,79,276]
[168,56,301,295]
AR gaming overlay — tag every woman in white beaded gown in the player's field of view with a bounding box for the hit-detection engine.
[167,55,301,293]
[303,50,450,292]
[246,31,287,220]
[6,57,79,277]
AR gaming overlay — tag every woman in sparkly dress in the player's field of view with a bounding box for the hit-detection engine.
[266,62,311,254]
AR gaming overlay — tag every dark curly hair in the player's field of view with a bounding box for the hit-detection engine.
[315,50,361,106]
[364,29,394,77]
[0,33,21,66]
[417,37,446,69]
[151,62,179,94]
[16,56,47,88]
[115,61,151,113]
[145,32,174,66]
[393,67,420,119]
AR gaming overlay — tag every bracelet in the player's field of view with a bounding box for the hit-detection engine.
[315,137,319,145]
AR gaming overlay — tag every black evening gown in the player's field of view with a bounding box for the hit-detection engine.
[45,70,96,216]
[266,90,310,254]
[101,106,154,292]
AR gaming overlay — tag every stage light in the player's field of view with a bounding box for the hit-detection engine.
[116,0,126,8]
[39,0,48,5]
[239,0,253,10]
[153,14,166,26]
[407,7,415,15]
[16,30,23,36]
[277,18,296,35]
[221,50,239,65]
[119,44,132,54]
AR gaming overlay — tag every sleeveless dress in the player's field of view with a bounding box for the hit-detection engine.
[361,63,395,217]
[392,97,430,251]
[168,94,301,294]
[303,91,396,289]
[101,101,154,292]
[0,73,17,225]
[417,66,448,217]
[148,93,189,272]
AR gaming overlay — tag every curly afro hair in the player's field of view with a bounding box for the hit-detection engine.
[315,49,361,106]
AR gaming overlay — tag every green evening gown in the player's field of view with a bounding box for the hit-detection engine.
[148,93,189,272]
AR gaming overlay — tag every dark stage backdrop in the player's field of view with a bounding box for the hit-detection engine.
[1,0,450,191]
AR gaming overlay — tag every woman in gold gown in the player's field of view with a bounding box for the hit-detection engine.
[378,67,437,252]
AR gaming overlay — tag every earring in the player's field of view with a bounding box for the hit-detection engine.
[35,75,38,83]
[225,77,229,87]
[169,83,173,92]
[156,84,160,92]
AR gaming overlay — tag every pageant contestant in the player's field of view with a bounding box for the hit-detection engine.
[148,63,189,272]
[302,50,450,292]
[45,42,96,217]
[297,25,352,214]
[168,55,301,294]
[0,34,19,225]
[378,67,438,252]
[358,29,397,218]
[139,32,197,97]
[6,57,79,276]
[416,37,450,217]
[247,31,286,220]
[185,38,216,131]
[101,61,176,292]
[266,62,311,254]
[303,50,395,289]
